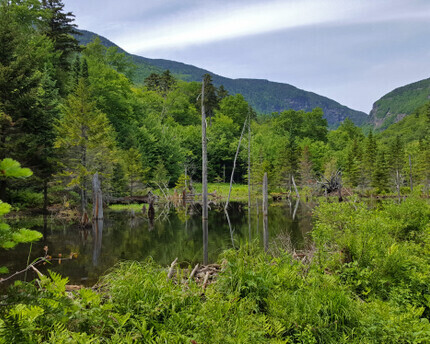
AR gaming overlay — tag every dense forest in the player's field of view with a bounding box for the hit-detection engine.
[1,0,428,214]
[1,0,430,342]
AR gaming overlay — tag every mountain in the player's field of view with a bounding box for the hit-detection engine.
[376,101,429,146]
[369,77,430,131]
[76,29,368,128]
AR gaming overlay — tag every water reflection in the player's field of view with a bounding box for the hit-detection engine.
[1,201,314,286]
[92,219,103,266]
[203,218,208,265]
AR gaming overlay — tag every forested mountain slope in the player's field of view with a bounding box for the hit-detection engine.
[376,101,430,146]
[76,29,368,128]
[369,77,430,131]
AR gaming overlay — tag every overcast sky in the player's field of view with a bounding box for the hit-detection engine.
[65,0,430,113]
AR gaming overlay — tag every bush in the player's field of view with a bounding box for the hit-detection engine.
[9,189,43,209]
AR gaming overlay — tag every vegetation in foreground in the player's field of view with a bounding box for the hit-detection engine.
[1,196,429,343]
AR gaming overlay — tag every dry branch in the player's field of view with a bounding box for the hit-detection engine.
[167,257,178,281]
[189,263,199,280]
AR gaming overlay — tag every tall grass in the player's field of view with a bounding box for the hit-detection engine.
[1,196,430,343]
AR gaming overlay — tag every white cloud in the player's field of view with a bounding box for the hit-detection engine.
[114,0,430,54]
[118,0,365,53]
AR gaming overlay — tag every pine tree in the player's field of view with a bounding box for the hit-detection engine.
[389,135,404,196]
[30,64,61,211]
[55,79,117,214]
[278,137,300,189]
[202,74,218,126]
[0,4,45,199]
[41,0,80,71]
[364,129,377,186]
[372,150,389,192]
[144,70,176,97]
[345,139,362,187]
[124,148,147,197]
[217,85,229,100]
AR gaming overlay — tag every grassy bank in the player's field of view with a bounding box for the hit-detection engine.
[1,196,430,343]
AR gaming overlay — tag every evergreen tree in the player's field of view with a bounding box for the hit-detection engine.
[364,129,377,187]
[144,70,176,97]
[372,150,389,192]
[124,148,147,197]
[0,3,49,200]
[202,73,218,126]
[55,79,117,214]
[344,139,362,187]
[217,85,229,100]
[389,135,404,194]
[278,137,300,189]
[41,0,80,72]
[144,73,160,92]
[159,70,176,96]
[30,64,61,211]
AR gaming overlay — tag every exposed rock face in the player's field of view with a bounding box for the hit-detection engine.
[368,77,430,131]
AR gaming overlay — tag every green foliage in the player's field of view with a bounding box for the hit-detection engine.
[313,197,430,307]
[4,206,430,344]
[0,158,32,179]
[55,78,117,205]
[123,148,148,196]
[0,158,41,271]
[370,77,430,130]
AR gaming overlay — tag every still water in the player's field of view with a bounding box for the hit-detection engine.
[1,201,314,287]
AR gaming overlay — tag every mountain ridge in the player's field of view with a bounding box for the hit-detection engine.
[76,29,369,127]
[369,77,430,131]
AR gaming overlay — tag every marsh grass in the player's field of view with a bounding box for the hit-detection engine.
[2,196,430,343]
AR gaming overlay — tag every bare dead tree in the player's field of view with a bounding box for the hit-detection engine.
[225,117,248,211]
[248,113,252,242]
[201,78,209,265]
[92,172,103,220]
[263,172,268,252]
[291,174,300,199]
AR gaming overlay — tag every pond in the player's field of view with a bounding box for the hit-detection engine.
[0,200,314,287]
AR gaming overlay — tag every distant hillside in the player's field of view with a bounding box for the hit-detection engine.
[76,29,368,128]
[377,101,430,146]
[369,77,430,131]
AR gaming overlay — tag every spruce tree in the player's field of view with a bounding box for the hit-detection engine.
[389,135,404,195]
[0,4,44,199]
[365,129,377,187]
[345,139,361,187]
[217,85,229,100]
[372,150,389,192]
[41,0,80,71]
[31,64,61,211]
[55,79,117,214]
[202,73,218,126]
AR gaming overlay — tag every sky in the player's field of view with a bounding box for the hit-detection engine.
[64,0,430,113]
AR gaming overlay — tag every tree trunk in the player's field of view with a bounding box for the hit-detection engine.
[92,172,103,220]
[225,117,247,211]
[248,115,251,243]
[201,78,208,264]
[81,137,87,214]
[43,179,48,214]
[263,173,268,252]
[201,78,208,221]
[291,174,300,199]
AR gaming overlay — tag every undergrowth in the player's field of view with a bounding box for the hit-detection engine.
[1,196,429,343]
